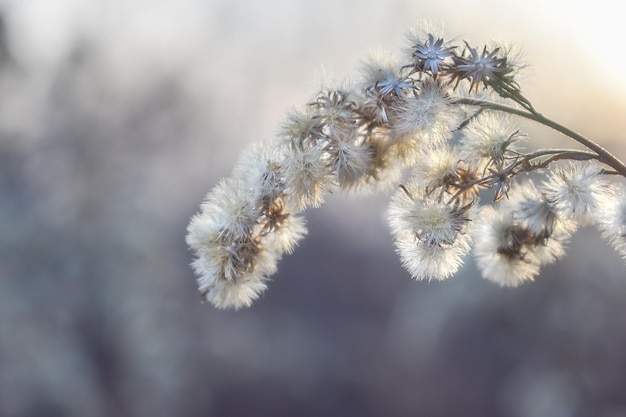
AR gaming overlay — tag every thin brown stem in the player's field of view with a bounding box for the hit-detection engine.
[453,98,626,177]
[512,149,599,171]
[445,149,601,205]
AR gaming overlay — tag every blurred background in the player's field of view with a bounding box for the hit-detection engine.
[1,1,626,416]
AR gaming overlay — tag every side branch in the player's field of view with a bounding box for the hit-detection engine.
[445,149,599,204]
[454,98,626,177]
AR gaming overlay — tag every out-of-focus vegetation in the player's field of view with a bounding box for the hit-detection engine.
[1,2,625,416]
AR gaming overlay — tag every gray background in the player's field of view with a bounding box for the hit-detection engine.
[1,1,626,416]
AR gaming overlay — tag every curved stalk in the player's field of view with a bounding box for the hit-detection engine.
[454,98,626,177]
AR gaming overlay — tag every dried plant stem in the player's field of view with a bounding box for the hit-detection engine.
[517,149,598,169]
[455,98,626,178]
[445,149,598,205]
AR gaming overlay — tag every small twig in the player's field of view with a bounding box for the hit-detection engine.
[445,149,601,205]
[453,98,626,177]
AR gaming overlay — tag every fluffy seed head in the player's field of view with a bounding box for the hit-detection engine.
[459,112,524,169]
[360,52,414,96]
[279,108,324,144]
[388,182,474,281]
[332,139,375,190]
[510,181,576,240]
[186,177,276,308]
[281,143,333,210]
[232,141,285,204]
[473,206,541,286]
[410,145,480,203]
[186,172,307,309]
[597,183,626,261]
[542,161,615,226]
[390,79,463,148]
[359,53,415,125]
[506,181,573,265]
[411,145,460,192]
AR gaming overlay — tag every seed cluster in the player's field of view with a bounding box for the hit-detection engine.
[187,24,626,309]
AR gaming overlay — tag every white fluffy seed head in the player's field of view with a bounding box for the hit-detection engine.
[358,130,407,192]
[542,161,615,226]
[597,183,626,261]
[194,266,269,310]
[388,182,474,281]
[186,172,307,309]
[332,139,375,191]
[186,178,274,308]
[390,79,463,149]
[279,108,322,142]
[459,112,524,169]
[393,231,471,281]
[232,141,285,204]
[281,143,333,210]
[411,144,461,192]
[473,206,541,287]
[187,177,259,245]
[508,181,577,240]
[266,211,308,255]
[359,51,407,93]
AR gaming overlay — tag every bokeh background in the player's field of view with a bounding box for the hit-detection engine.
[1,1,626,416]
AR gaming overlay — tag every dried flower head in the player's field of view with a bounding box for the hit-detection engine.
[332,139,376,190]
[360,53,415,97]
[542,161,614,226]
[597,184,626,260]
[510,181,575,240]
[186,177,276,308]
[390,79,463,149]
[359,53,416,125]
[506,181,572,265]
[473,205,542,286]
[411,145,461,192]
[482,162,515,202]
[451,43,513,93]
[281,141,333,210]
[410,33,456,76]
[411,144,480,203]
[232,142,284,204]
[279,108,324,143]
[309,88,360,138]
[459,112,525,169]
[186,142,309,309]
[388,182,474,281]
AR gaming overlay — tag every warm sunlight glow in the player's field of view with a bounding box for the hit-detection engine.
[575,9,626,92]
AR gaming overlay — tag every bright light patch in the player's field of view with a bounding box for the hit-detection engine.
[572,7,626,91]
